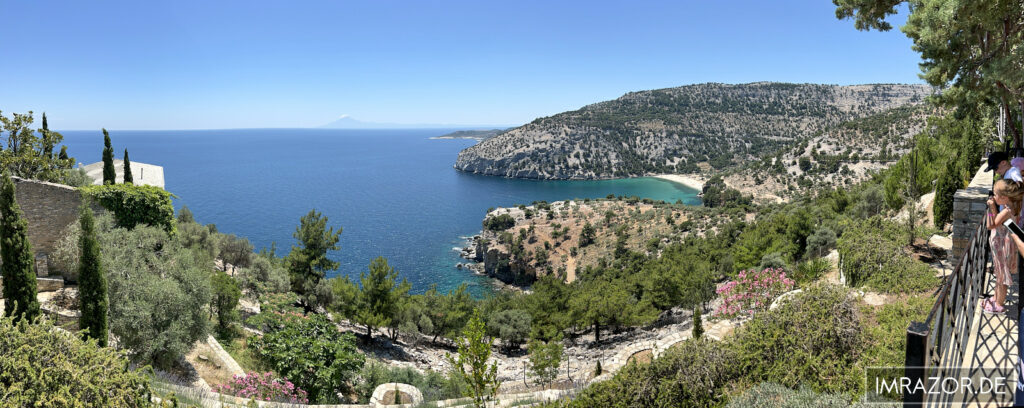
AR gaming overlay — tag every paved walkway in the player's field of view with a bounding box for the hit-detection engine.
[941,272,1019,407]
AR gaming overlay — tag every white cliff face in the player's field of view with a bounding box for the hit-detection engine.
[454,83,932,180]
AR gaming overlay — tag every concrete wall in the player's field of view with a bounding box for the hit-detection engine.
[951,163,992,265]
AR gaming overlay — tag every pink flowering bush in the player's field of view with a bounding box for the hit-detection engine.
[213,372,309,403]
[715,268,795,319]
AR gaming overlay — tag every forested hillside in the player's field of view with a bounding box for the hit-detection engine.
[454,83,931,180]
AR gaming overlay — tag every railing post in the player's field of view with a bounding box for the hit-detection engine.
[904,321,929,406]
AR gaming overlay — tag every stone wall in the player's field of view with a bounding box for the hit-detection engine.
[11,177,85,259]
[951,163,992,265]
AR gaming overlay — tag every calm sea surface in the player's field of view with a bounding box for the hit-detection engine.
[59,129,700,295]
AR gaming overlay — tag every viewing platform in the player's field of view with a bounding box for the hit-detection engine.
[903,162,1021,407]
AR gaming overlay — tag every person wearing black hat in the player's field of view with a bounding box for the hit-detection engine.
[987,151,1023,182]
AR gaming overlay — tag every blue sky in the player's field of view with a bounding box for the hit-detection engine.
[0,1,920,130]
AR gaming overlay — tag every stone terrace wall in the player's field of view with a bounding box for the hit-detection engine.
[11,177,87,260]
[951,163,991,265]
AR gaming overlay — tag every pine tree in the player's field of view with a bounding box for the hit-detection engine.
[101,129,115,185]
[58,146,69,161]
[78,206,108,346]
[0,171,40,322]
[122,149,133,184]
[692,306,704,339]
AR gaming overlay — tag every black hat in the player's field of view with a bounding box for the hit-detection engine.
[986,151,1008,172]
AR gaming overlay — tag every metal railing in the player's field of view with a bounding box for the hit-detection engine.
[903,221,991,406]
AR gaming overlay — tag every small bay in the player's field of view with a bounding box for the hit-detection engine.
[59,128,701,295]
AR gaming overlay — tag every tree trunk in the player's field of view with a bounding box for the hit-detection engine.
[593,322,600,343]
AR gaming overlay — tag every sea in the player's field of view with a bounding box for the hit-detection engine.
[59,128,701,296]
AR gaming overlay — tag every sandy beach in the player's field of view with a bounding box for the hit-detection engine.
[653,174,706,191]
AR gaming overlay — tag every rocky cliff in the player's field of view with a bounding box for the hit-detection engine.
[455,82,931,179]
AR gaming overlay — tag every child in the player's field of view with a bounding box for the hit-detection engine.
[985,179,1024,313]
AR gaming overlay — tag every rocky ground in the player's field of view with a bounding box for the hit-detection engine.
[460,199,695,285]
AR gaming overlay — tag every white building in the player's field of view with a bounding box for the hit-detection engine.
[81,159,165,189]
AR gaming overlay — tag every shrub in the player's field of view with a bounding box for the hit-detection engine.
[250,314,364,403]
[860,295,934,368]
[239,256,290,298]
[838,217,939,293]
[355,361,466,403]
[851,184,885,219]
[483,213,516,231]
[729,284,863,396]
[726,382,852,408]
[792,258,830,287]
[488,309,531,351]
[99,220,211,368]
[218,233,254,273]
[714,267,794,319]
[245,292,304,332]
[213,372,309,404]
[804,227,837,259]
[0,315,152,407]
[563,338,736,407]
[49,220,82,281]
[178,221,220,261]
[211,270,241,334]
[81,183,176,233]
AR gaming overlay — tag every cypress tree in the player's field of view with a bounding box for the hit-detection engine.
[0,171,40,322]
[692,306,704,339]
[122,149,134,184]
[78,206,108,346]
[41,113,54,159]
[101,129,115,185]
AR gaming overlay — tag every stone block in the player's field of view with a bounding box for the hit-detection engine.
[35,255,48,277]
[36,277,63,292]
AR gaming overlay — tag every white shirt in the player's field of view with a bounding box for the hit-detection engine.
[1005,166,1023,182]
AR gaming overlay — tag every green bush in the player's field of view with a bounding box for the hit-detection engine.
[82,184,176,233]
[860,295,934,368]
[49,221,81,281]
[730,284,863,396]
[562,338,736,408]
[250,314,365,403]
[99,219,211,368]
[838,217,939,294]
[211,270,241,334]
[726,382,852,408]
[804,227,836,259]
[487,309,531,351]
[355,361,466,403]
[793,258,830,287]
[0,316,152,407]
[238,256,290,298]
[483,213,516,231]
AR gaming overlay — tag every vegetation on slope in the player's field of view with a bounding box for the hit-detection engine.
[455,83,930,180]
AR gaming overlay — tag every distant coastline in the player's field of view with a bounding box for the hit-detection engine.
[429,129,505,141]
[653,174,705,192]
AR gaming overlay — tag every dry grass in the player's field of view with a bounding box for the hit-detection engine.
[184,340,239,388]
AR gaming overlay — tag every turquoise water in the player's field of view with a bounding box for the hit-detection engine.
[59,129,700,295]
